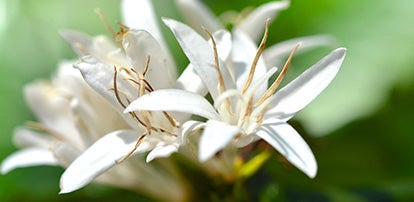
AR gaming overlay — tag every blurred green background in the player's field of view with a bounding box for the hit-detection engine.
[1,0,414,201]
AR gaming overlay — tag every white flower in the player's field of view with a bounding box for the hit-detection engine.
[2,0,191,200]
[56,0,212,197]
[125,19,346,178]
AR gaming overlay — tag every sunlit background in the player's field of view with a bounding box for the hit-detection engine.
[1,0,414,201]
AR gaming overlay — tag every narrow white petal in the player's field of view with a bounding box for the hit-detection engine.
[122,30,177,89]
[175,30,231,95]
[59,30,93,57]
[175,0,222,35]
[238,1,290,42]
[266,48,346,121]
[12,127,51,148]
[60,130,150,194]
[256,123,317,178]
[163,18,235,101]
[199,120,241,162]
[146,143,179,162]
[175,64,207,95]
[125,89,220,120]
[263,35,336,68]
[1,148,59,174]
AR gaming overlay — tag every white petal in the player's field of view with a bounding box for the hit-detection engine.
[263,35,336,68]
[146,143,179,162]
[238,1,290,42]
[175,64,207,95]
[121,0,165,47]
[181,120,205,144]
[199,120,241,162]
[12,127,51,148]
[60,130,150,194]
[175,30,231,95]
[125,89,220,120]
[24,82,83,147]
[266,48,346,121]
[74,56,140,130]
[256,123,317,178]
[1,148,59,174]
[163,18,235,101]
[59,30,93,57]
[122,29,176,89]
[175,0,222,35]
[52,142,82,168]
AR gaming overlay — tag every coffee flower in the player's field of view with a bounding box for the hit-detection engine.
[125,19,346,178]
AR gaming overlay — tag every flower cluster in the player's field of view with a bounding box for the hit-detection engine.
[1,0,346,200]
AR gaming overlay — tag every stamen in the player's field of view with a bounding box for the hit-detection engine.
[116,132,148,164]
[204,28,233,114]
[123,78,153,93]
[255,43,301,107]
[162,111,179,128]
[254,105,269,123]
[143,56,150,76]
[113,66,127,109]
[239,96,253,128]
[95,8,116,39]
[112,66,148,127]
[203,29,227,94]
[241,19,270,94]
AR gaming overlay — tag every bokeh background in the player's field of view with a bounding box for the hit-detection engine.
[1,0,414,201]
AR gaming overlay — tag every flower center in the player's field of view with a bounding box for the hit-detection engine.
[206,19,300,134]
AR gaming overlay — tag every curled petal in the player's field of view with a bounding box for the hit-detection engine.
[266,48,346,121]
[60,130,149,194]
[181,120,205,144]
[125,89,220,120]
[238,0,290,42]
[256,123,317,178]
[122,30,176,89]
[1,148,59,174]
[199,120,241,162]
[146,143,179,162]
